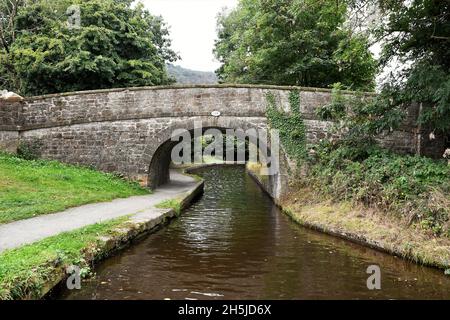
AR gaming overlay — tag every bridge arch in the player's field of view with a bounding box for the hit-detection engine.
[143,116,287,199]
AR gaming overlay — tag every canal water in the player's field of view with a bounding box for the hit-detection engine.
[61,166,450,300]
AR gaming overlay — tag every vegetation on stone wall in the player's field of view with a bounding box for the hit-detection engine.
[0,152,149,224]
[315,83,403,149]
[266,90,307,166]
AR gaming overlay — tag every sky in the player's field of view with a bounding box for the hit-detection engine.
[140,0,239,72]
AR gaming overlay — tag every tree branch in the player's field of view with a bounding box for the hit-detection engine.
[431,36,450,41]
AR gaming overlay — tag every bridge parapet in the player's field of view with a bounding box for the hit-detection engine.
[15,85,326,130]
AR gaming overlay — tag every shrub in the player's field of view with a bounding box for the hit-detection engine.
[308,143,450,236]
[17,139,43,160]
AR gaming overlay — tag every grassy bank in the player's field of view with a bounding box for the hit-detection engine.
[282,187,450,271]
[0,217,130,300]
[307,144,450,238]
[0,153,150,224]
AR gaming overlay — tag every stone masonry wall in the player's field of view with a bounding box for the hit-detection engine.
[0,100,22,152]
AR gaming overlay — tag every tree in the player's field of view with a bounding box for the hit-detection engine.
[214,0,377,91]
[0,0,23,90]
[372,0,450,135]
[0,0,178,96]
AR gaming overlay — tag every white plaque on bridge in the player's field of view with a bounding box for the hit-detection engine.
[211,111,221,117]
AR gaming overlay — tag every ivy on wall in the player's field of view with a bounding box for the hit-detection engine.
[266,90,307,166]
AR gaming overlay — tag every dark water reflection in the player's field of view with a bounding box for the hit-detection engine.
[61,166,450,300]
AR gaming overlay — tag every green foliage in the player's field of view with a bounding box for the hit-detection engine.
[266,90,307,165]
[0,0,178,95]
[317,83,404,148]
[309,142,450,236]
[155,199,182,216]
[380,61,450,134]
[372,0,450,134]
[316,83,348,121]
[17,139,43,160]
[0,217,128,300]
[214,0,377,90]
[0,152,149,224]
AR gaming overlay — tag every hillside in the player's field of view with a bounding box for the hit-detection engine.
[167,64,218,84]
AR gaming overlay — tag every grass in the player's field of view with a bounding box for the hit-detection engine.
[155,199,182,216]
[0,152,150,224]
[0,217,130,300]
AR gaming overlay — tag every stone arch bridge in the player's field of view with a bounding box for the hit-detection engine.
[0,85,442,201]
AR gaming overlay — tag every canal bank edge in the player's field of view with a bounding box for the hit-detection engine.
[246,167,450,273]
[27,173,205,300]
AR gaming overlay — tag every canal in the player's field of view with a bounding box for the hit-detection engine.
[61,166,450,300]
